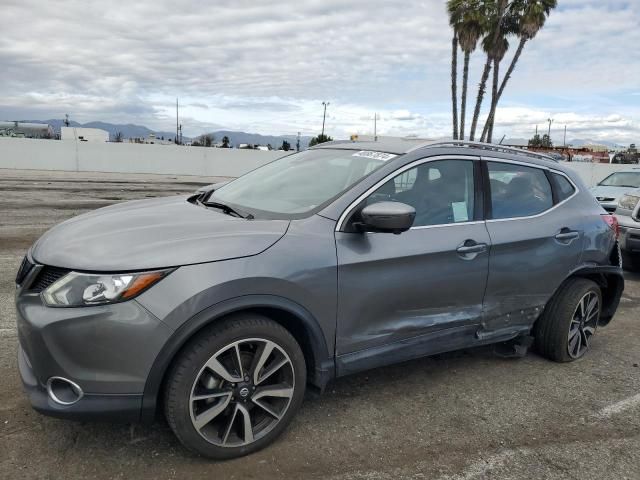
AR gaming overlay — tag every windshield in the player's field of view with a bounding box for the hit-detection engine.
[598,172,640,188]
[210,149,394,218]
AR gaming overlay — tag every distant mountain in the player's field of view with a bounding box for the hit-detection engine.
[21,119,313,147]
[203,130,312,149]
[567,139,628,149]
[502,137,629,149]
[23,119,179,142]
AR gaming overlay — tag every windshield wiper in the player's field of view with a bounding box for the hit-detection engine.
[204,201,254,219]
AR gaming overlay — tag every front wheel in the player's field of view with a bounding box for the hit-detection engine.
[534,278,602,362]
[164,314,306,459]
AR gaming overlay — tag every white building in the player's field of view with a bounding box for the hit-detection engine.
[0,121,53,138]
[61,126,109,142]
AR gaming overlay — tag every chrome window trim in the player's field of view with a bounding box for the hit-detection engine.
[482,156,580,223]
[335,155,480,232]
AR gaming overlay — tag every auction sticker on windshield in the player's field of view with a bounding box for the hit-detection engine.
[352,151,397,161]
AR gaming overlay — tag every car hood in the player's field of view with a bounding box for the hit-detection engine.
[590,185,630,200]
[31,196,289,271]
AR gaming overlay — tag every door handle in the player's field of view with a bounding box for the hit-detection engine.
[456,241,487,255]
[555,230,580,241]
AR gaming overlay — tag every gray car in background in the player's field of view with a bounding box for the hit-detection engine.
[15,140,623,459]
[589,168,640,212]
[615,188,640,269]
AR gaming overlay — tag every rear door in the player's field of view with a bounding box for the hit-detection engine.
[334,156,491,373]
[480,158,583,338]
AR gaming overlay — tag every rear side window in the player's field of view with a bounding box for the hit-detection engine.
[488,162,553,219]
[552,173,576,202]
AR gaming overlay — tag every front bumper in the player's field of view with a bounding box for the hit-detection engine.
[618,218,640,253]
[15,263,174,421]
[18,343,142,421]
[597,201,618,213]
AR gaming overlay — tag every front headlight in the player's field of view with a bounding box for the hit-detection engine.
[42,269,172,307]
[618,194,640,211]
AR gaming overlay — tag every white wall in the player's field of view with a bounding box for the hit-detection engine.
[0,136,634,184]
[61,127,110,142]
[561,162,635,187]
[0,137,286,177]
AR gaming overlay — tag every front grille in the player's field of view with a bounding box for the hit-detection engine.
[30,266,71,292]
[15,256,33,285]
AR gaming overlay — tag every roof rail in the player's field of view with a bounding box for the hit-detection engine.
[412,140,558,162]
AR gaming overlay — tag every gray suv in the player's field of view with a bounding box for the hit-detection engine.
[15,140,624,459]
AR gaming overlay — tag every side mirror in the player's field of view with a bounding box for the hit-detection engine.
[358,201,416,234]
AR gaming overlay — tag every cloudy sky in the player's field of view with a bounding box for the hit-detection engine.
[1,0,639,143]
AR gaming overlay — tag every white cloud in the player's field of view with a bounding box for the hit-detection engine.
[0,0,638,142]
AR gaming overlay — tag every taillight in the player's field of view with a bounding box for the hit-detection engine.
[602,214,619,239]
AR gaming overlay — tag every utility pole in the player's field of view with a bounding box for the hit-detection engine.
[373,113,379,141]
[321,101,330,137]
[179,124,183,145]
[296,131,301,152]
[176,98,179,145]
[563,125,567,147]
[547,118,553,142]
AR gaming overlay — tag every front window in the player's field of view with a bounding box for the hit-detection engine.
[210,149,393,218]
[363,159,476,227]
[598,172,640,188]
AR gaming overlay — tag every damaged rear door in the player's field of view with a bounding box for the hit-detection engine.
[334,156,490,375]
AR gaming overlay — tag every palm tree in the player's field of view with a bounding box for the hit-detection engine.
[469,0,507,141]
[481,0,557,141]
[482,6,519,142]
[450,32,459,140]
[448,0,484,140]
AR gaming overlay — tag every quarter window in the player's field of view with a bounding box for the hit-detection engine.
[488,162,553,219]
[552,173,576,202]
[365,159,475,227]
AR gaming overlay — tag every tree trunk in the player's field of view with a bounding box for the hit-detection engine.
[460,51,470,140]
[469,57,492,141]
[481,37,528,141]
[483,58,500,143]
[451,34,459,140]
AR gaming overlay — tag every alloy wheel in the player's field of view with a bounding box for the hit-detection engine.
[567,291,599,359]
[189,338,295,447]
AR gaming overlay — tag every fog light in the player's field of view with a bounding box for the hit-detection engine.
[46,377,84,406]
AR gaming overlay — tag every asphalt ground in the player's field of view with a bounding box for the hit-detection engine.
[1,169,639,480]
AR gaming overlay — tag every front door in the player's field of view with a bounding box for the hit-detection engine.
[334,156,491,375]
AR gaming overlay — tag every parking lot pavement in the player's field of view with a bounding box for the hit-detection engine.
[1,168,639,480]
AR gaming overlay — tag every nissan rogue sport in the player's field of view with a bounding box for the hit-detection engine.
[15,140,624,459]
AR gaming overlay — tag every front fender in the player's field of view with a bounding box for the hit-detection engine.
[140,294,333,424]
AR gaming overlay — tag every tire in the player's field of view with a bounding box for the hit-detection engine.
[534,278,602,362]
[164,314,306,459]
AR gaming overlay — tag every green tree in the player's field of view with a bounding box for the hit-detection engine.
[308,133,333,147]
[221,136,230,148]
[448,0,485,140]
[528,133,542,147]
[194,134,214,147]
[281,140,291,151]
[114,131,123,143]
[481,0,557,141]
[528,133,552,148]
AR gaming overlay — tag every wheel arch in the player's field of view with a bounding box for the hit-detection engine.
[140,295,335,424]
[551,265,624,327]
